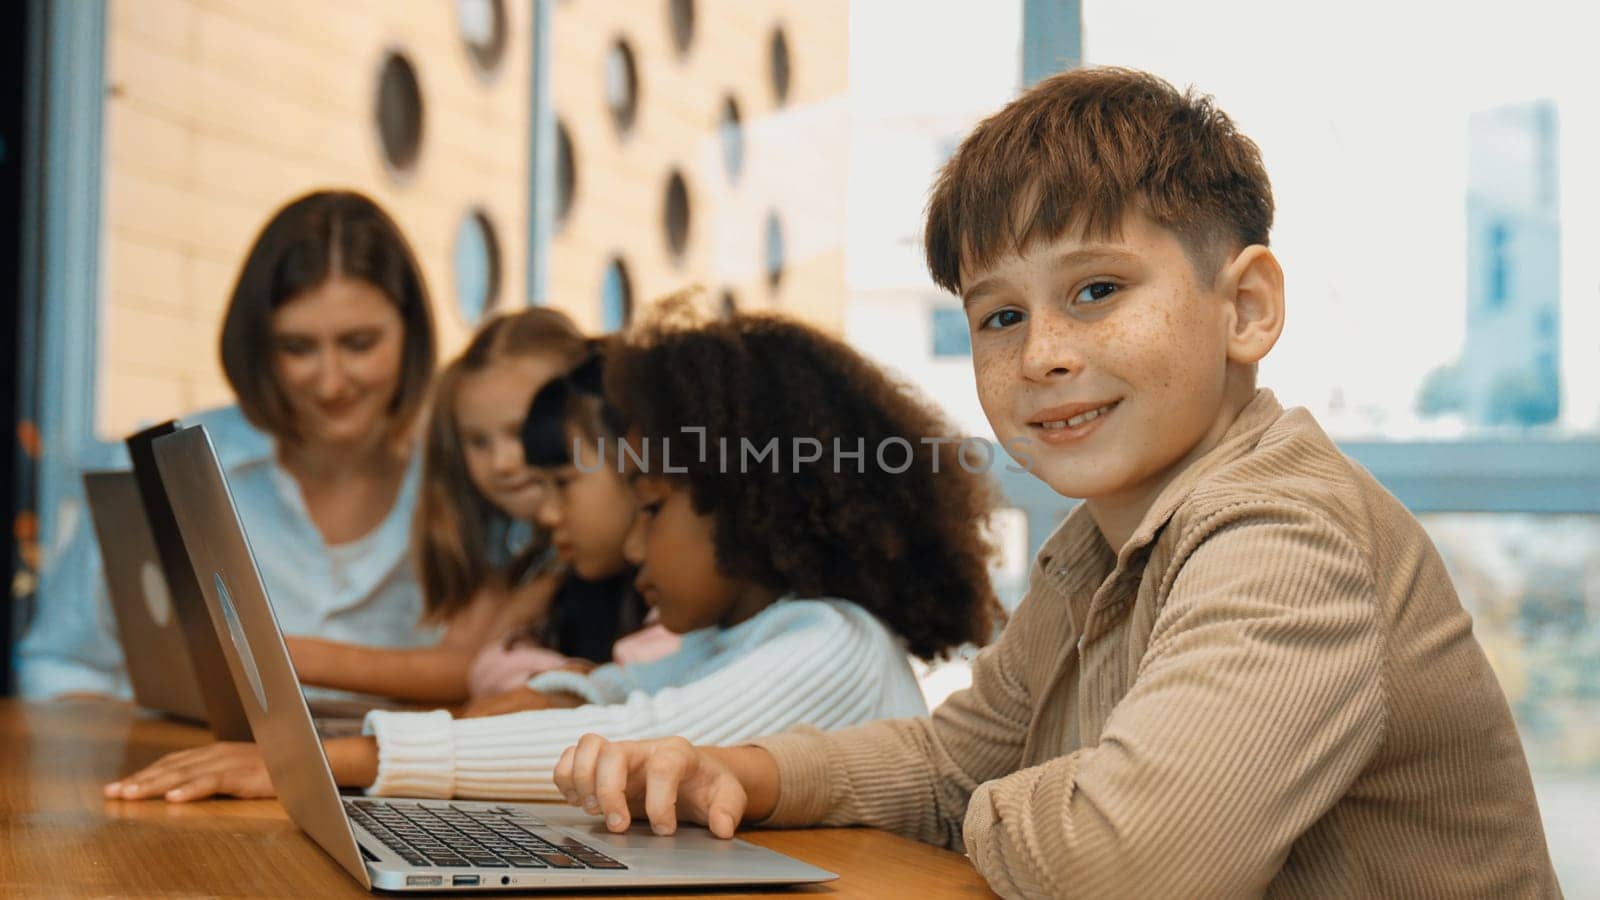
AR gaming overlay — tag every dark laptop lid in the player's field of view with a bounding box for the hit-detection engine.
[126,420,253,742]
[152,423,372,889]
[82,470,210,722]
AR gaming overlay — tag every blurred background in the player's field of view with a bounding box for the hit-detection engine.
[2,0,1594,890]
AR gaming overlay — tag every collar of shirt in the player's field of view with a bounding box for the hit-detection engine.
[1033,389,1287,640]
[185,405,423,618]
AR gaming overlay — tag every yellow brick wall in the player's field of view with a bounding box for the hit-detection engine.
[98,0,848,440]
[100,0,533,438]
[546,0,848,332]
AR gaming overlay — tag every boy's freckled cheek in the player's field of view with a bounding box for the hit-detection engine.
[974,358,1022,424]
[972,347,1015,384]
[1090,313,1140,358]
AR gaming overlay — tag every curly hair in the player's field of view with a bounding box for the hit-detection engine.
[604,310,1002,660]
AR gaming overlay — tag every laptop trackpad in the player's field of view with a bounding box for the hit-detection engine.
[563,824,775,859]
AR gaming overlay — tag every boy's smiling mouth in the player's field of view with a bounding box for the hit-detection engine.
[1028,399,1121,442]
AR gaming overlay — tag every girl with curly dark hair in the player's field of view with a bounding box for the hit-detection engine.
[105,310,1002,803]
[603,313,1001,660]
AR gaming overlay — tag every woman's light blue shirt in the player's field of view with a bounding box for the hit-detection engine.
[17,405,436,699]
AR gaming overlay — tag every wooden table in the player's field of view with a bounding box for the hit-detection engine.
[0,700,996,897]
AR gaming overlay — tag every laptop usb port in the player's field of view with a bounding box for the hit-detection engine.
[452,875,480,886]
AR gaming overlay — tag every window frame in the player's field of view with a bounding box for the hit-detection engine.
[996,0,1600,548]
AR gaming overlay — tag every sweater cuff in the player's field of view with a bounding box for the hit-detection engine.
[963,761,1060,900]
[962,778,1003,869]
[748,726,835,827]
[363,709,457,798]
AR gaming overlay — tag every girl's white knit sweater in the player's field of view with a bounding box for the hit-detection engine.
[362,598,927,799]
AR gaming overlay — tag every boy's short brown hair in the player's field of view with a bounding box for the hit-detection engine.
[925,66,1274,293]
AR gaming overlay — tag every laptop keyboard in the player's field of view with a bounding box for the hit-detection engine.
[345,799,628,871]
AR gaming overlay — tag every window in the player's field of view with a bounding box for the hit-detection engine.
[1060,23,1591,446]
[457,0,508,78]
[719,96,744,181]
[1485,221,1512,310]
[769,27,791,105]
[1073,5,1600,890]
[604,39,640,135]
[600,257,632,332]
[663,170,690,262]
[763,211,784,290]
[375,51,424,175]
[1418,511,1599,891]
[669,0,695,57]
[453,209,502,324]
[554,119,576,229]
[930,305,970,357]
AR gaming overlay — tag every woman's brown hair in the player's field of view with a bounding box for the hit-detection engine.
[219,190,438,442]
[415,307,588,621]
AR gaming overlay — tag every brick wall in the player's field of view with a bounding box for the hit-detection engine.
[100,0,532,438]
[547,0,849,333]
[98,0,847,439]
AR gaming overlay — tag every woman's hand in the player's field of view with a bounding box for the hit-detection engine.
[552,734,778,839]
[103,743,275,802]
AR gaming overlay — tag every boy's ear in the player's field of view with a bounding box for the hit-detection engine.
[1218,245,1285,365]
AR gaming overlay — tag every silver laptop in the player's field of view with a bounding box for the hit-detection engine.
[152,423,836,892]
[104,420,257,740]
[118,420,399,738]
[83,469,219,727]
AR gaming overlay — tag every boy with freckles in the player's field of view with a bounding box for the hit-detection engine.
[553,68,1561,898]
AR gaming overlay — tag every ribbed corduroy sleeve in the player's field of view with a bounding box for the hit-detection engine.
[762,503,1387,898]
[967,504,1384,896]
[755,570,1045,845]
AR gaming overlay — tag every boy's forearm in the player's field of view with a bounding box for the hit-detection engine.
[707,745,780,823]
[326,736,381,788]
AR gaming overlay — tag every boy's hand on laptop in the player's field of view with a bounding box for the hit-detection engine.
[103,743,274,802]
[553,734,779,839]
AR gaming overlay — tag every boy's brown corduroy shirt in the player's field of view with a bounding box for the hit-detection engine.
[754,389,1560,898]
